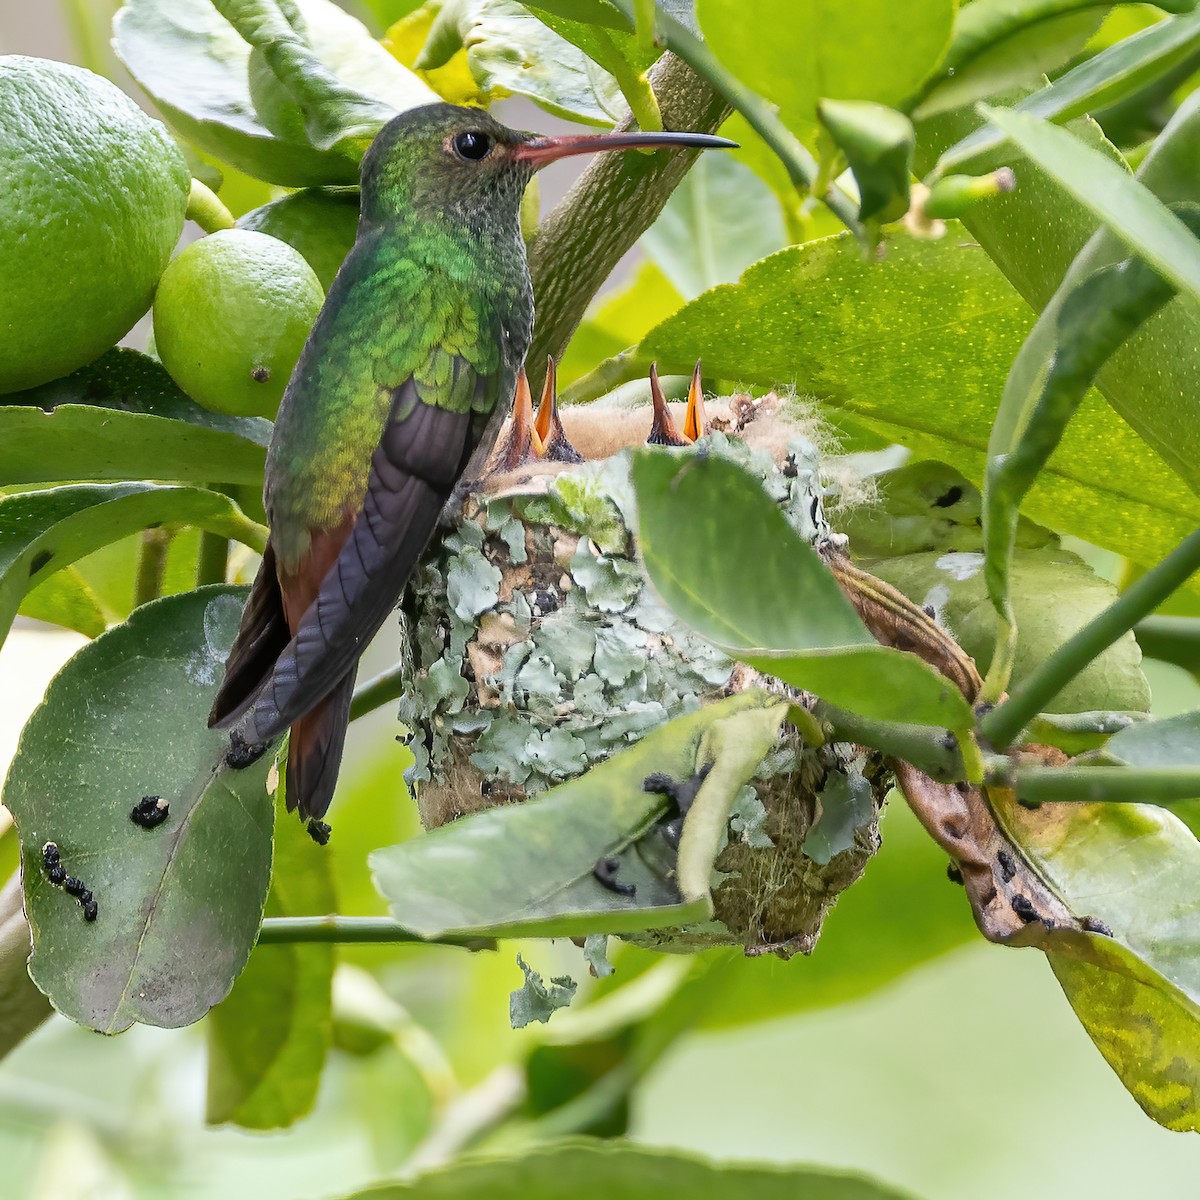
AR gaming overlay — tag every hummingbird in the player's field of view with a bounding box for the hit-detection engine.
[208,102,733,833]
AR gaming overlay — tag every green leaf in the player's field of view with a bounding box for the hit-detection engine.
[817,100,914,224]
[635,230,1200,592]
[341,1139,911,1199]
[982,92,1200,504]
[369,692,785,939]
[418,0,626,125]
[641,153,787,300]
[115,0,432,186]
[2,588,276,1033]
[696,0,955,132]
[938,11,1200,166]
[206,804,335,1129]
[632,449,974,730]
[0,484,266,654]
[992,790,1200,1131]
[916,0,1107,119]
[1102,709,1200,768]
[978,104,1200,307]
[866,542,1150,715]
[213,0,431,157]
[560,261,684,387]
[17,568,109,639]
[0,349,270,487]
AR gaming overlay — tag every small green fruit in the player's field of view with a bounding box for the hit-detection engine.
[153,229,323,419]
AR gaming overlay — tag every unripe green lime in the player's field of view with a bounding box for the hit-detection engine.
[0,56,189,394]
[152,229,324,420]
[238,188,359,292]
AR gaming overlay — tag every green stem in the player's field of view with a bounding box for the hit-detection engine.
[257,916,493,948]
[186,178,237,234]
[1135,615,1200,675]
[133,528,172,608]
[196,533,230,586]
[604,0,865,240]
[591,27,663,132]
[349,663,407,722]
[559,348,649,406]
[814,702,962,781]
[1012,763,1200,806]
[58,0,116,77]
[983,525,1200,750]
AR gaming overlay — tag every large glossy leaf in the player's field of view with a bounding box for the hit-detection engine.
[991,790,1200,1131]
[640,154,787,300]
[635,231,1200,590]
[631,449,974,730]
[979,104,1200,306]
[938,11,1200,165]
[115,0,433,186]
[0,484,266,653]
[915,0,1107,118]
[2,588,276,1033]
[416,0,626,125]
[848,464,1149,714]
[696,0,954,133]
[206,803,335,1129]
[370,693,786,939]
[0,349,270,487]
[342,1139,911,1200]
[986,92,1200,500]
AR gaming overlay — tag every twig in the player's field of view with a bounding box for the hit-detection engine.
[256,916,493,949]
[133,528,172,608]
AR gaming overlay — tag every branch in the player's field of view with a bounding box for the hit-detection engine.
[349,663,406,722]
[526,52,731,395]
[256,916,493,949]
[0,875,52,1061]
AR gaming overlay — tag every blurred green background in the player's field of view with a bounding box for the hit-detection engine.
[3,4,1200,1198]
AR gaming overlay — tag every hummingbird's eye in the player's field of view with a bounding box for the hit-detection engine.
[453,130,492,161]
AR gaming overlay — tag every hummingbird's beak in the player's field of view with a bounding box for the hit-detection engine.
[515,130,737,166]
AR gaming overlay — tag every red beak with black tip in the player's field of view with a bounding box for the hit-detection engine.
[515,130,738,166]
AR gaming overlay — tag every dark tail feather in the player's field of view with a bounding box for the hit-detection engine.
[209,543,290,729]
[286,668,357,821]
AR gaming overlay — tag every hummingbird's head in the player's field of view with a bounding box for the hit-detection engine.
[359,102,736,229]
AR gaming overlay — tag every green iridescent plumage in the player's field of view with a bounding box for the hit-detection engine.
[208,101,733,827]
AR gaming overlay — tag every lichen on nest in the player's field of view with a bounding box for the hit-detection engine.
[396,384,887,956]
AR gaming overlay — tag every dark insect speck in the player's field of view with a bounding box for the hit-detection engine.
[130,795,170,829]
[63,877,87,898]
[307,819,331,846]
[923,604,936,618]
[82,900,98,923]
[1082,915,1114,937]
[593,856,636,897]
[933,486,963,509]
[251,365,271,382]
[29,550,53,576]
[1010,894,1038,923]
[997,847,1017,882]
[946,862,964,886]
[226,730,269,770]
[42,842,60,867]
[46,864,66,887]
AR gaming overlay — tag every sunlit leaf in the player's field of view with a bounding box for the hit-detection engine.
[0,484,266,653]
[992,790,1200,1131]
[916,0,1106,118]
[3,587,275,1033]
[632,449,974,730]
[207,804,335,1129]
[17,568,109,639]
[0,349,269,488]
[370,693,786,939]
[635,231,1200,592]
[697,0,954,133]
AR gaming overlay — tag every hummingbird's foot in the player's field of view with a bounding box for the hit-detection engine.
[647,360,706,446]
[226,729,270,770]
